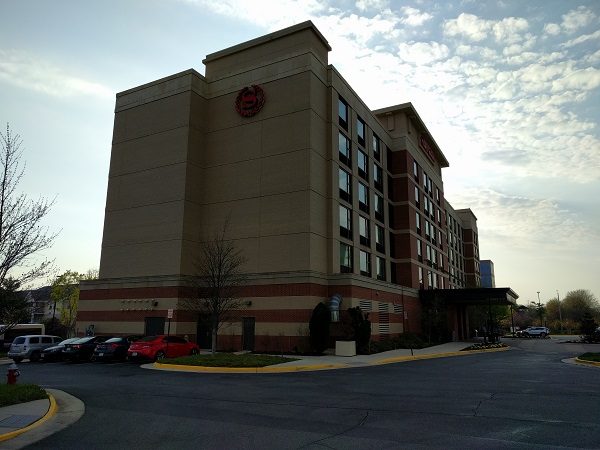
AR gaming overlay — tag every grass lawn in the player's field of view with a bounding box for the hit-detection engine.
[161,353,299,367]
[579,352,600,362]
[0,384,47,408]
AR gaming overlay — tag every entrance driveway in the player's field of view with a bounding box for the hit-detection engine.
[16,337,600,449]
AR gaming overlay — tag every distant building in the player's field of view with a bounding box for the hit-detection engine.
[480,260,496,288]
[78,21,516,350]
[23,286,53,323]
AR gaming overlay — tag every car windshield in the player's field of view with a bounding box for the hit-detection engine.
[105,338,123,343]
[138,336,159,342]
[13,337,25,344]
[73,337,95,344]
[59,338,78,345]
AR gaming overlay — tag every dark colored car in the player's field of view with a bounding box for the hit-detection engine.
[63,336,110,362]
[41,337,80,362]
[92,335,143,362]
[127,335,199,361]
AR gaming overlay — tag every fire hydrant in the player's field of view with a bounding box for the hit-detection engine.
[7,362,20,385]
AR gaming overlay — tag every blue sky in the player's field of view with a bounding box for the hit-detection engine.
[1,0,599,305]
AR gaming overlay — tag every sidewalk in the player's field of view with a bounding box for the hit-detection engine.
[150,341,506,373]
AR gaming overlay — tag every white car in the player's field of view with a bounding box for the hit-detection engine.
[518,326,550,338]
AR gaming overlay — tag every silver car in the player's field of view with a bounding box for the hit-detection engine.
[8,335,63,362]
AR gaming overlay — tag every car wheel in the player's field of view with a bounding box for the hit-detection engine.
[30,351,41,362]
[190,348,199,356]
[540,332,546,338]
[155,351,166,361]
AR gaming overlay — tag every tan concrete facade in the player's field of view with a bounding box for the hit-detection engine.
[79,21,481,350]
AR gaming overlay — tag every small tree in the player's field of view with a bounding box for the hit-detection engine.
[0,277,30,328]
[0,124,56,291]
[186,223,247,355]
[51,271,82,337]
[309,302,330,354]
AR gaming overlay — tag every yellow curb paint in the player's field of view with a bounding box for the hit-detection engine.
[0,392,57,442]
[153,362,348,373]
[375,346,510,365]
[575,357,600,367]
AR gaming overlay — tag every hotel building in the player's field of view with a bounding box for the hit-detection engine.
[78,22,516,350]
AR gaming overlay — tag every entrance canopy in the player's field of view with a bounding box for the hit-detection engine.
[421,288,519,306]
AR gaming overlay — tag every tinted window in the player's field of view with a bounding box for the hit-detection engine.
[42,337,52,344]
[29,337,40,344]
[13,337,25,344]
[59,338,78,345]
[166,336,187,344]
[139,335,159,342]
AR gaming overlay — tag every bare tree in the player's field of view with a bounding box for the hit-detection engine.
[0,124,56,330]
[186,223,247,354]
[0,124,56,290]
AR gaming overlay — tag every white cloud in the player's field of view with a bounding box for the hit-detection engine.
[356,0,389,12]
[562,29,600,48]
[561,6,596,34]
[400,6,433,26]
[0,50,113,99]
[493,17,529,43]
[444,13,492,41]
[543,23,561,36]
[398,41,450,64]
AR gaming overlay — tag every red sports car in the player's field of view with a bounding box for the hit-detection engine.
[127,335,199,361]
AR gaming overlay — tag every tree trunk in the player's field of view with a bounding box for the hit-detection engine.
[211,316,218,355]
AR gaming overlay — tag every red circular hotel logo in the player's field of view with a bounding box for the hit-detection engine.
[235,85,265,117]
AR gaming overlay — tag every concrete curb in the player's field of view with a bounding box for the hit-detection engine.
[152,346,510,373]
[0,393,57,443]
[153,362,349,373]
[575,357,600,367]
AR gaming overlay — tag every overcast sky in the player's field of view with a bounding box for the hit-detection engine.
[1,0,598,305]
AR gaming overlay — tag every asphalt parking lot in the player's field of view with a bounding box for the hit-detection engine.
[9,337,600,449]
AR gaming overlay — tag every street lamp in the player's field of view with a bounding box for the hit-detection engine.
[536,291,543,326]
[557,290,563,333]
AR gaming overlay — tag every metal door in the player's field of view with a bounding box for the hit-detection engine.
[242,317,255,351]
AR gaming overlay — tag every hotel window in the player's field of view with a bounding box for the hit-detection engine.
[426,244,431,263]
[357,116,366,146]
[419,267,424,287]
[417,238,422,262]
[340,243,353,273]
[413,160,419,180]
[427,270,433,288]
[414,186,420,207]
[425,220,430,240]
[432,248,437,268]
[374,193,384,222]
[375,224,385,253]
[416,212,421,234]
[438,230,442,246]
[359,250,371,276]
[359,215,370,246]
[339,168,352,203]
[436,187,440,203]
[433,272,438,288]
[338,97,348,130]
[358,149,368,180]
[437,208,441,224]
[423,172,428,190]
[339,204,352,240]
[439,252,443,269]
[373,163,383,192]
[338,132,351,167]
[376,256,386,281]
[358,182,369,213]
[372,133,381,161]
[428,178,432,194]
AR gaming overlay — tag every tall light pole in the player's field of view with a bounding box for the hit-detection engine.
[536,291,543,326]
[557,290,563,333]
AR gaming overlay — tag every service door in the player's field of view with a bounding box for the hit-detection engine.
[145,317,165,336]
[242,317,255,351]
